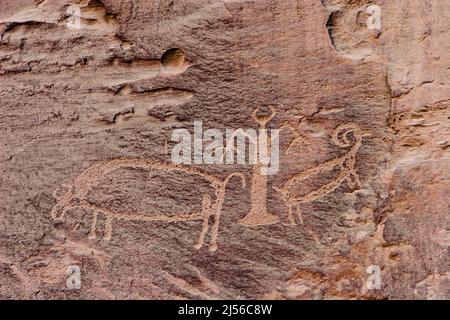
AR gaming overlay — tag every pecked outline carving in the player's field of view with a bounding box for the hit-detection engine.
[279,119,310,155]
[51,159,245,252]
[275,122,371,225]
[50,111,371,252]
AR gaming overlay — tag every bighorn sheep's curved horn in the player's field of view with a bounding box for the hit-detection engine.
[50,205,60,220]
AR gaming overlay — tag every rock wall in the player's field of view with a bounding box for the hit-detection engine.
[0,0,448,299]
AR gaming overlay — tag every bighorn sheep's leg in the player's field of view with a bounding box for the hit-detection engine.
[104,213,113,241]
[88,211,98,240]
[194,211,210,250]
[58,206,68,220]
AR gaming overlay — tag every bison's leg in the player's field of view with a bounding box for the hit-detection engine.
[104,214,113,241]
[58,206,67,220]
[295,204,304,225]
[194,211,210,250]
[88,211,98,240]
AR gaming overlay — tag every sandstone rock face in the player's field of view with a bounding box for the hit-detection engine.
[0,0,448,300]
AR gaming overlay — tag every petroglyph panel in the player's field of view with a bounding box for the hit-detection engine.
[52,158,245,251]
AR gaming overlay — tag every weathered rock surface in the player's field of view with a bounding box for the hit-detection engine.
[0,0,448,299]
